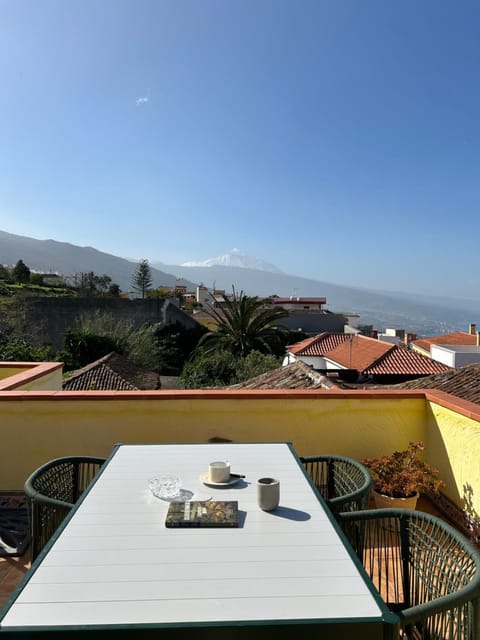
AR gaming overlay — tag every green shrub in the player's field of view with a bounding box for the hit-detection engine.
[180,349,280,389]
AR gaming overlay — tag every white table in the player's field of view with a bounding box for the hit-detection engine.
[0,443,395,638]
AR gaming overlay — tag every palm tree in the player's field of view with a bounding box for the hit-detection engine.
[195,289,290,357]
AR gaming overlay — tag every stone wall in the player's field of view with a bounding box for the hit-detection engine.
[13,297,199,349]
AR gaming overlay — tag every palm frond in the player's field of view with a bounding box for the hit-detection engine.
[194,288,290,357]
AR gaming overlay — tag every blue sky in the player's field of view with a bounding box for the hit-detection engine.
[1,0,479,299]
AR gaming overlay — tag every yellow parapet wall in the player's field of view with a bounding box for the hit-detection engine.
[0,389,424,488]
[0,367,28,380]
[0,362,63,390]
[0,387,479,519]
[426,391,480,522]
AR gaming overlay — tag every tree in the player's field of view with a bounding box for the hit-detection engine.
[0,339,53,362]
[180,349,279,389]
[195,288,290,358]
[12,259,30,284]
[131,259,152,299]
[29,273,44,285]
[57,329,122,371]
[234,350,280,380]
[154,322,207,375]
[277,327,309,355]
[108,283,121,297]
[147,287,174,300]
[0,265,12,282]
[181,350,238,388]
[68,311,160,372]
[0,296,47,346]
[73,272,100,296]
[71,272,121,297]
[94,274,113,295]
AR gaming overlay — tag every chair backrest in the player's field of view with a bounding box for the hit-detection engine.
[300,454,372,517]
[339,508,480,639]
[24,456,105,560]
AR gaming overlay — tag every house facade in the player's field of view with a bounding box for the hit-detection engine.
[285,332,450,384]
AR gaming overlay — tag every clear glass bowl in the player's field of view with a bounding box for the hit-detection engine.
[148,474,181,500]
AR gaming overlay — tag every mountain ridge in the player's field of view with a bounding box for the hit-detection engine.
[0,229,197,293]
[152,260,480,335]
[1,229,479,335]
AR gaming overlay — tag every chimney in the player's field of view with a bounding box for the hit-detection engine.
[469,323,477,335]
[405,332,417,346]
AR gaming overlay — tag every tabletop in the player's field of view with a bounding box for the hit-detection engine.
[0,442,392,638]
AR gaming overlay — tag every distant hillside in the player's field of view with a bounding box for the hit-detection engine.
[0,230,196,293]
[1,229,479,335]
[158,262,480,336]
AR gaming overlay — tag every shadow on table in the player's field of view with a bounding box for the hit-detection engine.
[266,506,311,521]
[210,480,249,490]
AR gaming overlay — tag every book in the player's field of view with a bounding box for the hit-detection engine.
[165,500,239,528]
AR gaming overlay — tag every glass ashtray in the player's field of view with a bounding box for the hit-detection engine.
[148,474,182,500]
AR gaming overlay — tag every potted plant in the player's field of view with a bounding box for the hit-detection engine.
[363,441,444,509]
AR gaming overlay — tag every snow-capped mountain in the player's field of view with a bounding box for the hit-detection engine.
[2,229,478,334]
[181,249,283,274]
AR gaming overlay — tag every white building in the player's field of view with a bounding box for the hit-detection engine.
[431,343,480,368]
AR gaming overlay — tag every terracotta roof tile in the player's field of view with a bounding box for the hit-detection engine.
[63,352,161,391]
[227,361,327,390]
[386,362,480,404]
[290,333,451,377]
[364,345,450,375]
[325,335,393,370]
[288,332,350,356]
[412,332,477,354]
[63,367,138,391]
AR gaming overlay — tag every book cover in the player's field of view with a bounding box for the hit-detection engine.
[165,500,239,528]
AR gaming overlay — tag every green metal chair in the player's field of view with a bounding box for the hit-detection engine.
[300,454,372,518]
[339,508,480,639]
[24,456,105,560]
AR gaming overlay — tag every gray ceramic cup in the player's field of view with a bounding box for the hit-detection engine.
[257,477,280,511]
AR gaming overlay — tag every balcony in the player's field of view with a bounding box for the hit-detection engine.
[1,360,480,611]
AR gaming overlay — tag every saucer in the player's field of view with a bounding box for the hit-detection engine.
[150,487,194,502]
[200,473,242,487]
[151,488,212,502]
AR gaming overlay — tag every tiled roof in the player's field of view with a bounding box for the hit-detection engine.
[386,362,480,404]
[227,361,328,390]
[63,352,161,391]
[288,332,350,356]
[289,332,451,377]
[412,332,477,354]
[364,345,450,375]
[325,335,393,371]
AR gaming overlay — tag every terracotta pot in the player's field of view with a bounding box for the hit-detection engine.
[372,490,419,510]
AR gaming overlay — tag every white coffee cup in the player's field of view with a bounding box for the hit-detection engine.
[257,477,280,511]
[209,460,231,483]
